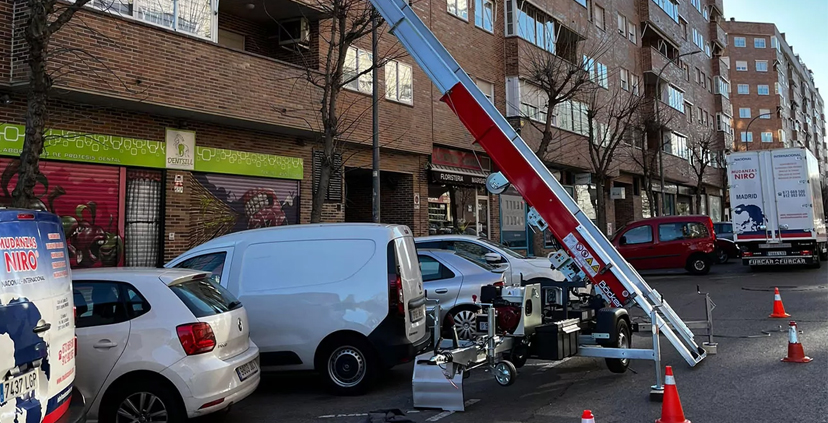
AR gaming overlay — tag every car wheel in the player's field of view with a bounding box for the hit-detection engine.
[446,306,480,341]
[605,319,632,374]
[317,336,377,396]
[716,248,729,264]
[687,255,712,275]
[102,379,185,423]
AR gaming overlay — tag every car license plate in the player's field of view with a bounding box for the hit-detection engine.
[1,371,37,404]
[767,251,785,256]
[410,305,425,322]
[235,359,259,382]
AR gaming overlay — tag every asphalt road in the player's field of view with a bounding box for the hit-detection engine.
[201,261,828,423]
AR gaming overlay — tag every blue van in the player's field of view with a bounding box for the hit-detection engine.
[0,210,85,423]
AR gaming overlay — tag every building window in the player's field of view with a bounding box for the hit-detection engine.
[737,84,749,94]
[620,68,629,91]
[476,79,494,103]
[779,129,787,144]
[574,0,587,6]
[514,1,556,53]
[665,132,689,159]
[680,18,688,40]
[683,63,690,81]
[717,114,733,134]
[596,62,608,88]
[771,36,780,50]
[735,61,748,71]
[734,36,746,47]
[685,102,693,122]
[707,76,713,93]
[385,61,413,104]
[519,80,548,122]
[666,85,685,113]
[756,60,768,72]
[626,21,635,43]
[475,0,494,32]
[583,56,608,88]
[447,0,469,20]
[692,28,704,49]
[761,132,773,142]
[758,85,770,95]
[700,71,706,88]
[759,108,771,119]
[754,37,766,48]
[741,132,753,142]
[703,8,709,21]
[705,43,712,58]
[593,4,605,31]
[739,108,751,118]
[691,0,702,13]
[617,13,626,35]
[653,0,679,23]
[632,75,640,95]
[715,77,730,98]
[553,100,590,136]
[93,0,217,40]
[344,46,373,94]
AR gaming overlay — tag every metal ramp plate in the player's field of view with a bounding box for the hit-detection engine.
[412,352,466,411]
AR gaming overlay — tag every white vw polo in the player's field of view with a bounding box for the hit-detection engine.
[72,268,260,422]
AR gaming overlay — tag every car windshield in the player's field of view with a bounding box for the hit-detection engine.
[454,250,498,271]
[478,238,526,259]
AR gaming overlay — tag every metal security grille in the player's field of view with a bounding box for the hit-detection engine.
[125,169,163,267]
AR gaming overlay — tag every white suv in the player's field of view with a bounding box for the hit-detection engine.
[72,268,260,422]
[414,235,565,286]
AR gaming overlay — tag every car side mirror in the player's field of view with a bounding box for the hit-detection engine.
[619,236,628,245]
[484,252,504,263]
[491,262,510,273]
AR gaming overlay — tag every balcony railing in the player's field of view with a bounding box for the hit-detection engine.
[710,21,727,50]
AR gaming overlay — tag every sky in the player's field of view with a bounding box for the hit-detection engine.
[725,0,828,100]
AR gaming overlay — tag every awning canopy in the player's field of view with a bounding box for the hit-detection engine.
[428,163,489,186]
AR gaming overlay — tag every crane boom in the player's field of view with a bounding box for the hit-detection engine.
[370,0,706,365]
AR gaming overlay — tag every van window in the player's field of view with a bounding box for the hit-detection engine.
[175,252,226,285]
[169,279,242,318]
[659,222,709,242]
[622,226,653,244]
[418,255,455,281]
[240,240,376,291]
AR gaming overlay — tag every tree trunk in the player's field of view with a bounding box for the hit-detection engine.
[310,137,335,223]
[15,0,51,209]
[595,177,608,235]
[695,192,702,214]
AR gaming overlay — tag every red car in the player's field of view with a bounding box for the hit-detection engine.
[611,215,717,275]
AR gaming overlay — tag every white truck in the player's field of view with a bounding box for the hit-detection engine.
[726,147,828,268]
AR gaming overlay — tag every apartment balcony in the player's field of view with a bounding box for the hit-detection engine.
[710,21,727,53]
[9,1,328,136]
[710,0,724,18]
[643,47,684,85]
[639,0,683,47]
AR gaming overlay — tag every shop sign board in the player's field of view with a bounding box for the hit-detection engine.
[0,123,303,180]
[431,169,486,185]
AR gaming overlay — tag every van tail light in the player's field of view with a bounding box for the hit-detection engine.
[176,323,216,355]
[802,250,812,256]
[708,218,716,237]
[743,251,753,257]
[389,274,404,317]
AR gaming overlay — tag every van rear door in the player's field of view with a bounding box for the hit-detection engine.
[391,233,427,344]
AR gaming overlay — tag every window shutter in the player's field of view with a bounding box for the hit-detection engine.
[312,150,343,202]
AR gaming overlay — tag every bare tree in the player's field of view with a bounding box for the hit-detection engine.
[518,24,615,160]
[576,84,645,233]
[276,0,407,223]
[688,125,719,213]
[14,0,95,207]
[627,103,677,217]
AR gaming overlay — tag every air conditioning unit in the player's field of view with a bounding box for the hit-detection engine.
[278,17,310,49]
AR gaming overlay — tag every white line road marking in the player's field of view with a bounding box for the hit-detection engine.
[425,399,481,422]
[317,413,368,419]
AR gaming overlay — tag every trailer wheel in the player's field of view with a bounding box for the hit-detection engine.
[605,319,631,374]
[509,344,529,368]
[494,361,517,386]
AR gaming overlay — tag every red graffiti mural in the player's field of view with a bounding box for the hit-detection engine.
[0,159,122,268]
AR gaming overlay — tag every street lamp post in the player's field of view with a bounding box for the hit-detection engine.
[743,111,775,151]
[655,50,702,216]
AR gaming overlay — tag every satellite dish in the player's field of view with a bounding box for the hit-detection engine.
[486,172,511,195]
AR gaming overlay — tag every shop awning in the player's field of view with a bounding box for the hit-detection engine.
[428,163,489,185]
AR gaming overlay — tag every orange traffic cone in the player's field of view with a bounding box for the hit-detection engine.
[782,321,813,363]
[769,287,791,318]
[581,410,596,423]
[655,366,690,423]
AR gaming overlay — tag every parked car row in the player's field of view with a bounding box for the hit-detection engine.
[2,209,733,423]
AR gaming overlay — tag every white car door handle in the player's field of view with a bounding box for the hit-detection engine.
[434,288,449,294]
[93,340,118,349]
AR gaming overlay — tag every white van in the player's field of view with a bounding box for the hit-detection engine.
[0,210,85,423]
[166,223,430,395]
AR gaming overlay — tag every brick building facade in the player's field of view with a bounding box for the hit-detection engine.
[722,20,827,176]
[0,0,733,267]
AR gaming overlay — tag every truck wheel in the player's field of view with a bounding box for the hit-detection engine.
[605,319,631,374]
[687,255,712,275]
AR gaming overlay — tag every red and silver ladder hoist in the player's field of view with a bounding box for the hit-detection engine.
[369,0,709,367]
